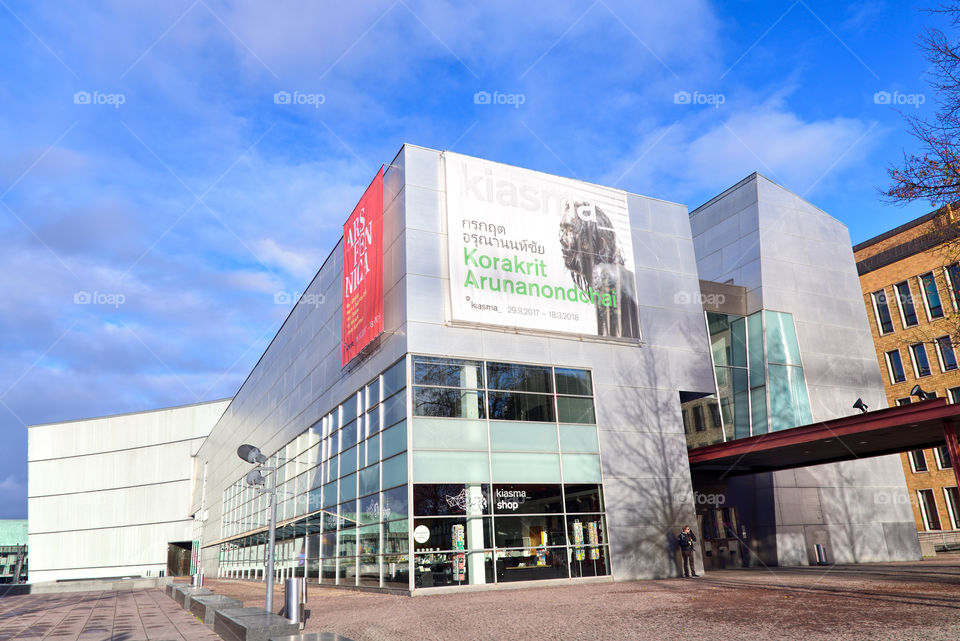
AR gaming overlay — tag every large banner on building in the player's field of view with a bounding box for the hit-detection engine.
[444,153,641,339]
[342,168,384,365]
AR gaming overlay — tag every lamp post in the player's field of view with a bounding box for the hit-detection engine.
[237,444,277,614]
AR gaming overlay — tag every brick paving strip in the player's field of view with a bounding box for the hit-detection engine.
[0,589,220,641]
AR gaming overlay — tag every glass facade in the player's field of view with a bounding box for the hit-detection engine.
[216,355,608,590]
[694,310,812,444]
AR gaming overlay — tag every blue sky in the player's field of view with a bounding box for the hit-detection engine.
[0,0,949,518]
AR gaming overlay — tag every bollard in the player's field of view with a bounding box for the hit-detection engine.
[284,577,301,626]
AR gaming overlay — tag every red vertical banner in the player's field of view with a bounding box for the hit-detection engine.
[341,168,384,365]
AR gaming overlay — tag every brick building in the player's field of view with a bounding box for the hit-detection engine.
[854,208,960,551]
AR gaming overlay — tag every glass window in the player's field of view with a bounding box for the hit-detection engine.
[340,501,359,528]
[366,433,380,465]
[413,516,492,551]
[489,422,558,452]
[383,391,407,427]
[382,359,406,398]
[768,364,812,431]
[340,446,358,476]
[382,553,409,586]
[950,388,960,404]
[358,525,380,556]
[357,494,381,524]
[341,394,358,425]
[493,514,566,548]
[948,264,960,310]
[496,547,569,582]
[338,529,357,557]
[491,453,561,483]
[492,484,563,514]
[381,421,406,459]
[486,362,553,393]
[383,519,409,554]
[412,451,490,483]
[559,424,599,452]
[935,445,953,469]
[366,379,381,407]
[561,454,602,483]
[366,408,381,436]
[339,473,357,502]
[944,487,960,530]
[918,488,942,530]
[488,392,555,422]
[937,336,958,372]
[886,350,907,383]
[413,356,484,388]
[358,463,379,496]
[747,312,764,387]
[569,544,610,578]
[414,484,491,516]
[871,289,895,334]
[896,397,912,406]
[556,396,596,424]
[692,406,705,431]
[414,387,486,418]
[413,418,487,450]
[382,485,409,520]
[554,368,593,396]
[708,313,747,368]
[920,272,944,319]
[895,282,919,327]
[382,453,407,488]
[750,386,767,436]
[564,484,603,513]
[765,311,802,365]
[909,450,928,473]
[910,343,932,377]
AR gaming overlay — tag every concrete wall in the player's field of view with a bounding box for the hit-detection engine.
[27,399,230,582]
[690,174,920,565]
[191,148,410,576]
[402,146,717,579]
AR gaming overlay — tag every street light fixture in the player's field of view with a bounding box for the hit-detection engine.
[237,443,277,613]
[852,398,869,414]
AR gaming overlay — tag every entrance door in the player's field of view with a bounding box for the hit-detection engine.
[167,542,192,577]
[699,507,743,570]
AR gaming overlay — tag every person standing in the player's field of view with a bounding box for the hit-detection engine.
[677,525,699,578]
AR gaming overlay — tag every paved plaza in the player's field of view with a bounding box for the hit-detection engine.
[0,588,219,641]
[0,559,958,640]
[208,558,960,641]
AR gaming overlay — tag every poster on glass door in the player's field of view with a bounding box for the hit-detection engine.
[444,152,641,340]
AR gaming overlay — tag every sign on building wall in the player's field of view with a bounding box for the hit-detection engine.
[342,168,384,365]
[444,152,641,339]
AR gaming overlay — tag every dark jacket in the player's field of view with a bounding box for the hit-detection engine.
[677,531,697,550]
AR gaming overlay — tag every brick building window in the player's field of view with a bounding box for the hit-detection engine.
[918,488,942,531]
[871,290,895,334]
[936,336,959,372]
[909,343,932,377]
[909,450,928,473]
[919,272,945,319]
[886,349,907,383]
[895,281,919,327]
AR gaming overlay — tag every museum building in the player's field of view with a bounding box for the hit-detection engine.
[28,145,922,591]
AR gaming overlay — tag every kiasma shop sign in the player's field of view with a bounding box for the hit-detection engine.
[444,152,641,340]
[342,168,384,365]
